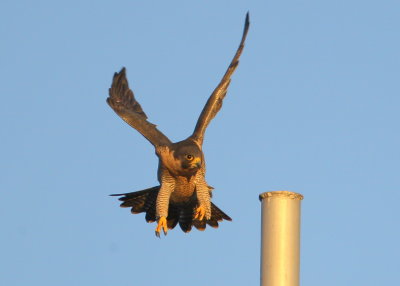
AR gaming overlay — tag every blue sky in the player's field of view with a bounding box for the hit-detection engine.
[1,0,399,285]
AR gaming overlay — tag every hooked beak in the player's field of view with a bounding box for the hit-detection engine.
[191,157,202,169]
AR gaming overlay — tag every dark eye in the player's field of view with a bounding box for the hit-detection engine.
[186,155,194,161]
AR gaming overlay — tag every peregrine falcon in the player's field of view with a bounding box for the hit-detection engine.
[108,13,249,237]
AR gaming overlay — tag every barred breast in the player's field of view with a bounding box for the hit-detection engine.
[170,175,196,203]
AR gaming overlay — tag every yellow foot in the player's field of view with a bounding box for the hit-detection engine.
[155,217,168,237]
[194,206,206,221]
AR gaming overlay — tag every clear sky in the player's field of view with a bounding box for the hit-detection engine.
[1,0,399,285]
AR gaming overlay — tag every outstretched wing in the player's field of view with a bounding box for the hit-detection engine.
[190,13,250,146]
[107,68,172,147]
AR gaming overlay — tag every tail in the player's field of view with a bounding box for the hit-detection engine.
[110,186,232,233]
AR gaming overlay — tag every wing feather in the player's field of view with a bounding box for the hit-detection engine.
[190,13,250,145]
[107,68,172,147]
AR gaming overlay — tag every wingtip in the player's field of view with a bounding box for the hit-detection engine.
[241,12,250,41]
[113,67,126,78]
[244,11,250,30]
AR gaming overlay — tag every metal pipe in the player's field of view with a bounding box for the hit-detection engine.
[259,191,304,286]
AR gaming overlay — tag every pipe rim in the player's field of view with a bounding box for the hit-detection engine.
[259,191,304,201]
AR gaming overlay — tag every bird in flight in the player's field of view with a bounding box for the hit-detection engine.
[108,13,249,237]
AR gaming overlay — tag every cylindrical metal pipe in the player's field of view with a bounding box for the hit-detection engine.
[259,191,304,286]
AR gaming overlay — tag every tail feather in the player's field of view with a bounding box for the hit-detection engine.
[111,186,231,233]
[210,202,232,221]
[112,186,159,214]
[166,205,179,230]
[178,205,195,233]
[206,219,219,228]
[193,218,207,231]
[145,204,156,223]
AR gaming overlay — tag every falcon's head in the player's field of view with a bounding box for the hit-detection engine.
[172,141,203,174]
